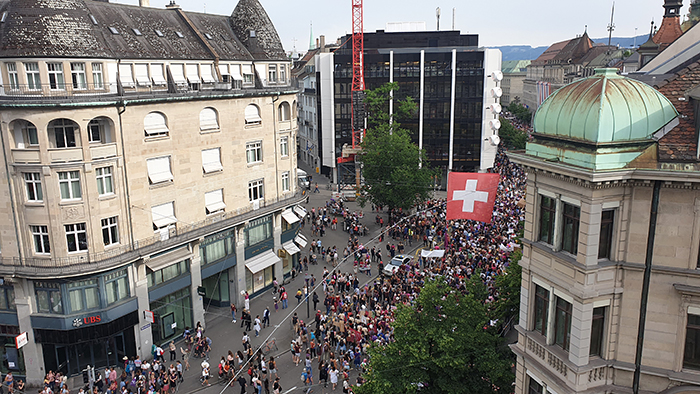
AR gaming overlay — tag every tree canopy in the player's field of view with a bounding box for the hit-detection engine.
[358,83,436,211]
[498,118,528,150]
[507,102,532,124]
[356,278,514,394]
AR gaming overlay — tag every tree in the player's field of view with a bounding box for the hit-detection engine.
[498,118,528,150]
[507,101,532,124]
[356,279,514,394]
[492,248,523,325]
[359,83,436,211]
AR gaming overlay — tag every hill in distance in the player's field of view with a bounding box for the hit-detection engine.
[492,34,648,61]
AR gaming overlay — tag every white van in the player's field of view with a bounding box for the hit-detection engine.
[297,168,310,190]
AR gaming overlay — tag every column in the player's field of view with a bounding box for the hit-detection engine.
[418,50,425,164]
[273,212,283,283]
[190,241,205,327]
[235,226,247,306]
[389,51,394,124]
[14,279,44,386]
[579,201,602,266]
[448,49,456,172]
[569,301,593,366]
[132,260,153,360]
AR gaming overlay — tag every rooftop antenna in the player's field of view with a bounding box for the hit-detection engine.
[452,7,455,30]
[203,3,206,13]
[607,1,616,46]
[291,37,298,54]
[436,7,441,31]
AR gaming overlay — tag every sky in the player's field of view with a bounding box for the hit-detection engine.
[114,0,679,52]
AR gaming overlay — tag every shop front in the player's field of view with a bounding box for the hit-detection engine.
[244,250,280,295]
[146,256,193,346]
[200,228,237,308]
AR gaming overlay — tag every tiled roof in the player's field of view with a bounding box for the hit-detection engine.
[653,16,683,48]
[531,39,571,65]
[0,0,284,61]
[551,32,593,64]
[655,62,700,162]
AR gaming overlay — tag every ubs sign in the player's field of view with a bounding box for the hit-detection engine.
[72,315,102,328]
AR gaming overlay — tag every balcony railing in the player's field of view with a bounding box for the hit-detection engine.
[0,191,306,278]
[0,82,295,104]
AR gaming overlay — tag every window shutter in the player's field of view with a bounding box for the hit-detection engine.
[205,189,225,213]
[147,156,173,183]
[152,202,176,229]
[118,64,135,87]
[201,148,223,173]
[151,64,166,85]
[144,113,169,136]
[186,64,200,83]
[200,64,216,83]
[199,108,219,131]
[134,64,151,87]
[245,105,262,124]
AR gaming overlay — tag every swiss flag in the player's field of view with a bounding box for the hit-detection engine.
[446,172,500,223]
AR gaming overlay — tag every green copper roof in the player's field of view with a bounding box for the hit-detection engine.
[533,68,678,143]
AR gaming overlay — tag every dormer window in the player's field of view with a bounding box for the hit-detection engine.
[89,14,98,25]
[205,33,213,40]
[155,29,164,37]
[109,27,120,35]
[1,11,8,23]
[132,28,142,36]
[175,31,184,38]
[250,30,256,38]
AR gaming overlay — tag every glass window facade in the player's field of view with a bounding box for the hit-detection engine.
[245,216,272,247]
[200,229,235,265]
[533,285,549,336]
[246,266,273,295]
[147,259,189,288]
[67,278,99,312]
[554,297,572,351]
[590,306,607,357]
[538,196,556,244]
[150,287,192,345]
[561,203,580,255]
[35,281,63,314]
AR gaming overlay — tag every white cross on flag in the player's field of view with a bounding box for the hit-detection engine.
[446,172,500,223]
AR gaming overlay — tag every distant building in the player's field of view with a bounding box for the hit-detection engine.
[314,29,502,187]
[0,0,302,383]
[501,60,530,106]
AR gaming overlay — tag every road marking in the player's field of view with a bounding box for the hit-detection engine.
[282,387,297,394]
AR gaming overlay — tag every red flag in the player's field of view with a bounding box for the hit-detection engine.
[446,172,500,223]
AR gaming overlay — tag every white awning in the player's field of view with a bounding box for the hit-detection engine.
[151,64,167,86]
[152,202,176,229]
[283,240,300,255]
[245,250,280,274]
[118,64,135,87]
[146,246,191,272]
[421,250,445,258]
[218,64,229,76]
[281,209,300,224]
[144,112,169,136]
[186,64,200,83]
[245,105,262,124]
[231,64,243,81]
[134,64,151,87]
[294,234,307,249]
[205,189,226,213]
[200,64,216,83]
[200,108,219,131]
[294,205,307,218]
[201,148,223,173]
[170,64,187,85]
[147,156,173,184]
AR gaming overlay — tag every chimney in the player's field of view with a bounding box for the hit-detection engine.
[320,35,326,48]
[316,38,320,49]
[139,0,149,6]
[166,1,180,9]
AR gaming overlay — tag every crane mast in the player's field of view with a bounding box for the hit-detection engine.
[351,0,365,149]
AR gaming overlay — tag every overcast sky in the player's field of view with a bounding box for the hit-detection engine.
[115,0,678,51]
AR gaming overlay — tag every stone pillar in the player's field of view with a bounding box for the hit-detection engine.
[189,242,205,328]
[569,301,593,366]
[273,212,283,283]
[235,226,247,306]
[133,260,153,360]
[14,279,44,386]
[579,201,602,266]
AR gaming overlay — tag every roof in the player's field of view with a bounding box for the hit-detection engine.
[533,68,678,144]
[0,0,285,61]
[502,60,530,74]
[551,32,594,64]
[585,49,628,69]
[653,15,683,47]
[639,21,700,75]
[531,39,571,65]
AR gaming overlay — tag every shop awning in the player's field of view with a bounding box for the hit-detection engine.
[294,234,308,249]
[245,250,280,274]
[421,249,445,258]
[283,240,301,255]
[146,245,191,272]
[282,209,300,224]
[294,205,307,218]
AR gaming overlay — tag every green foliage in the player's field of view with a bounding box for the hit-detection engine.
[357,279,515,394]
[492,249,523,325]
[507,101,532,124]
[359,83,437,211]
[498,118,528,150]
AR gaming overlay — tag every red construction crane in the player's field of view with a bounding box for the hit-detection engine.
[350,0,365,149]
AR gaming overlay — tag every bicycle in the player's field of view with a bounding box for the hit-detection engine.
[261,338,278,356]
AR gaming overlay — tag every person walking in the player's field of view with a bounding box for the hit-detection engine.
[254,315,262,337]
[281,290,288,309]
[230,303,237,323]
[262,307,270,328]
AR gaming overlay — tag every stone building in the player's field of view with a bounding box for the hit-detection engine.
[510,66,700,393]
[0,0,303,383]
[501,60,530,106]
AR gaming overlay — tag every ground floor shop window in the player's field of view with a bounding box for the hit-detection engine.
[0,326,23,374]
[246,266,273,294]
[150,287,192,345]
[202,271,230,308]
[283,254,297,277]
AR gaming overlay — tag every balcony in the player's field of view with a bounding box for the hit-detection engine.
[0,82,298,104]
[49,147,83,163]
[11,149,41,163]
[0,191,306,278]
[90,143,118,160]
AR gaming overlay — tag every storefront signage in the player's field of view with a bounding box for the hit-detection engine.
[143,310,155,323]
[197,286,206,296]
[140,323,151,331]
[72,315,102,328]
[15,332,27,349]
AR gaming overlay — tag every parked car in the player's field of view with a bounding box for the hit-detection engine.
[382,255,413,276]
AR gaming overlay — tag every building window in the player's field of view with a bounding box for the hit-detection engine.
[21,122,39,147]
[245,215,272,247]
[0,287,15,311]
[24,62,41,90]
[151,202,176,231]
[684,313,700,369]
[101,216,119,246]
[533,285,549,336]
[248,179,264,202]
[146,156,173,185]
[31,225,50,255]
[47,63,65,90]
[528,377,543,394]
[34,282,63,314]
[268,65,277,82]
[204,189,226,214]
[58,171,81,200]
[6,63,18,90]
[282,172,290,192]
[599,210,614,259]
[280,136,289,157]
[242,65,254,84]
[88,120,102,143]
[92,63,104,89]
[96,166,114,195]
[134,64,150,87]
[201,229,235,265]
[202,148,223,173]
[65,223,88,253]
[24,172,43,202]
[538,195,556,244]
[245,105,262,125]
[144,112,169,137]
[68,278,100,312]
[561,203,580,255]
[590,306,607,357]
[246,141,262,164]
[278,102,291,121]
[147,259,189,288]
[200,107,219,131]
[105,268,129,305]
[279,65,286,82]
[71,63,87,90]
[52,119,77,148]
[554,297,572,351]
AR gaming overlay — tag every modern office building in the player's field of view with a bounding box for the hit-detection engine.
[314,29,502,186]
[0,0,304,383]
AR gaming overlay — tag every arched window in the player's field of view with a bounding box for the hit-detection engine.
[87,117,114,144]
[200,107,219,131]
[144,112,169,137]
[10,120,38,148]
[49,119,79,148]
[245,104,262,125]
[278,102,291,121]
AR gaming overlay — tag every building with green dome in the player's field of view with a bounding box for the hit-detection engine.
[509,68,700,393]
